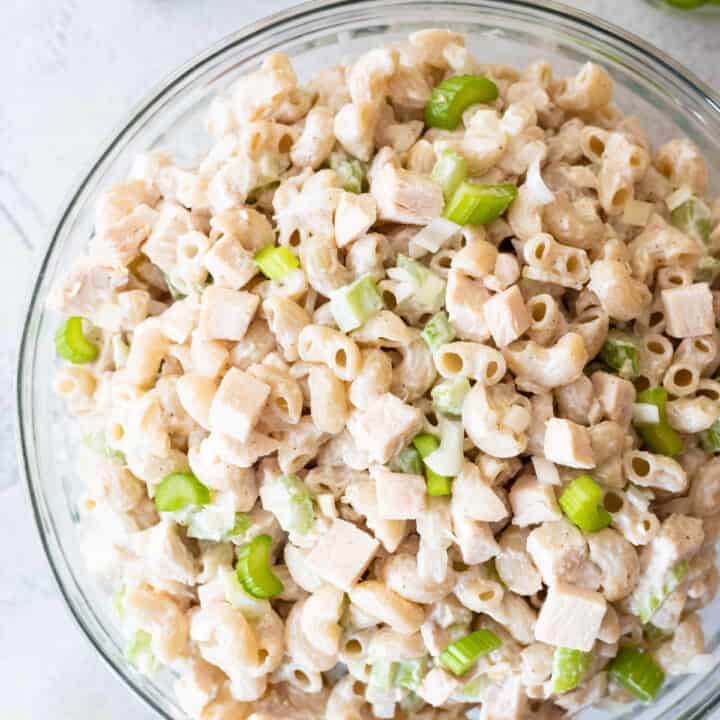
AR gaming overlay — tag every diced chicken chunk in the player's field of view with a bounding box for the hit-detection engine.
[647,513,705,567]
[481,676,528,720]
[662,283,715,338]
[483,285,531,348]
[534,582,607,651]
[371,164,444,225]
[209,368,270,441]
[418,667,460,707]
[347,393,424,464]
[543,418,595,468]
[305,519,380,590]
[527,519,588,586]
[451,461,509,522]
[199,286,259,341]
[334,192,377,247]
[510,473,561,527]
[591,370,636,426]
[554,374,602,426]
[373,467,426,520]
[48,257,128,315]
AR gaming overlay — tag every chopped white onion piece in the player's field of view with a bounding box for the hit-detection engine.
[665,185,694,212]
[411,218,462,254]
[532,456,561,486]
[424,417,464,477]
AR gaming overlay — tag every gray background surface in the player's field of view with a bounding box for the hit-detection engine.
[2,1,718,717]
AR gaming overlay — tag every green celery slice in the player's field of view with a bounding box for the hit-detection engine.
[236,534,284,599]
[425,75,500,130]
[55,317,99,364]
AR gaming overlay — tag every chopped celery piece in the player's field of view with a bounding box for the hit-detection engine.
[700,418,720,453]
[396,255,446,312]
[696,256,720,284]
[645,624,674,643]
[254,245,300,281]
[421,311,455,352]
[599,331,640,379]
[671,196,712,244]
[228,512,252,537]
[154,472,211,512]
[638,560,689,623]
[236,534,284,599]
[389,446,425,476]
[330,274,384,332]
[82,431,126,463]
[444,181,518,225]
[432,150,468,201]
[413,433,453,496]
[329,153,366,193]
[432,377,471,416]
[55,317,99,364]
[370,660,398,690]
[124,629,158,675]
[283,475,314,535]
[220,567,270,618]
[559,476,612,533]
[425,75,500,130]
[552,647,592,694]
[608,647,664,702]
[634,387,684,457]
[396,657,428,690]
[439,629,502,676]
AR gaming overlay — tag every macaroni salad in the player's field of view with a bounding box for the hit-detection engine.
[49,29,720,720]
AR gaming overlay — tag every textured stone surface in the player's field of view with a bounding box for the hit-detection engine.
[2,1,717,718]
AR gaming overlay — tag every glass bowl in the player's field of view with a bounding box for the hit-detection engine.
[15,0,720,718]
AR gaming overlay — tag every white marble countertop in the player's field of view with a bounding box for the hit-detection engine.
[3,1,718,718]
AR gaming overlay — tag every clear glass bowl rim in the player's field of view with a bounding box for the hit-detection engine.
[15,1,720,718]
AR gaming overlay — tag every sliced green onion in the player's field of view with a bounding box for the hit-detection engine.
[425,75,500,130]
[389,445,425,476]
[283,475,314,535]
[124,629,158,675]
[696,256,720,284]
[396,255,446,312]
[608,647,665,702]
[421,311,455,353]
[634,387,684,457]
[330,274,384,333]
[413,433,453,496]
[444,181,518,226]
[396,657,428,690]
[221,567,270,618]
[559,476,612,533]
[55,317,99,364]
[82,431,126,463]
[552,647,592,694]
[431,377,471,416]
[432,150,468,201]
[254,245,300,281]
[671,196,712,244]
[236,534,284,599]
[330,152,366,193]
[599,331,640,379]
[154,472,211,513]
[439,629,502,676]
[228,512,252,537]
[638,560,689,624]
[700,418,720,453]
[370,660,398,690]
